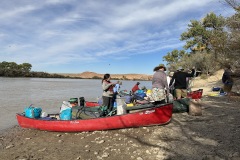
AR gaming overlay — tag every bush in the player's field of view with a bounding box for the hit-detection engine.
[92,76,101,79]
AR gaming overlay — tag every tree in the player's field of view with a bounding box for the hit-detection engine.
[0,61,32,77]
[181,13,226,54]
[225,0,240,11]
[163,1,240,75]
[19,63,32,74]
[225,10,240,67]
[180,20,209,51]
[163,49,187,65]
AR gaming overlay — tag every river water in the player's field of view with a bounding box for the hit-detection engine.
[0,77,151,133]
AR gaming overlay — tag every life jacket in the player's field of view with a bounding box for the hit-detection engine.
[132,84,139,93]
[104,80,114,92]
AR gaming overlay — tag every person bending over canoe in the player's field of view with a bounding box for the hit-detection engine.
[102,74,115,113]
[132,82,140,94]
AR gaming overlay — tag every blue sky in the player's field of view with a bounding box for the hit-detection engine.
[0,0,235,74]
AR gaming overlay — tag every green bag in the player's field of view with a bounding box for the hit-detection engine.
[173,98,190,113]
[72,106,100,119]
[98,106,116,117]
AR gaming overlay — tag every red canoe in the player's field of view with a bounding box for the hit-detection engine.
[16,103,173,132]
[85,101,100,107]
[187,89,203,99]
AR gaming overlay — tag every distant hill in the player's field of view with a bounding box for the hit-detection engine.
[59,71,152,80]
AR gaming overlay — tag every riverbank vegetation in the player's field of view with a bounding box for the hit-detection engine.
[163,0,240,77]
[0,61,71,78]
[0,61,147,80]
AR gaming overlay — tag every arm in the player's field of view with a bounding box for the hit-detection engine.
[163,75,169,94]
[186,69,196,77]
[163,74,169,90]
[137,85,140,90]
[102,81,112,91]
[169,74,175,87]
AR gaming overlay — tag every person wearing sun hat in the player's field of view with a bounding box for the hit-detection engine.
[169,66,195,99]
[158,64,166,71]
[151,64,169,104]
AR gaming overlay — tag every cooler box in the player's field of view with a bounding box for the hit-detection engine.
[24,107,42,118]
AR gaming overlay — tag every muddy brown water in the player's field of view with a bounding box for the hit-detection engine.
[0,77,151,132]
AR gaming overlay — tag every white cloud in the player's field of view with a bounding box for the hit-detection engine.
[0,0,235,73]
[0,5,36,20]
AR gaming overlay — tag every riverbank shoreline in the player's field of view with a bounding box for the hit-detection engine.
[1,96,240,160]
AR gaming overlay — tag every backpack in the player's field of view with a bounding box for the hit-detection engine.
[172,98,190,113]
[79,97,85,106]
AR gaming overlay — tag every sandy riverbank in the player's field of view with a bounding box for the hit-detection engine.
[0,96,240,160]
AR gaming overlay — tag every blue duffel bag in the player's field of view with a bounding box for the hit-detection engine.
[212,87,221,91]
[24,106,42,118]
[133,92,147,100]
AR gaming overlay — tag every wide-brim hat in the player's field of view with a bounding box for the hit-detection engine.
[159,64,166,71]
